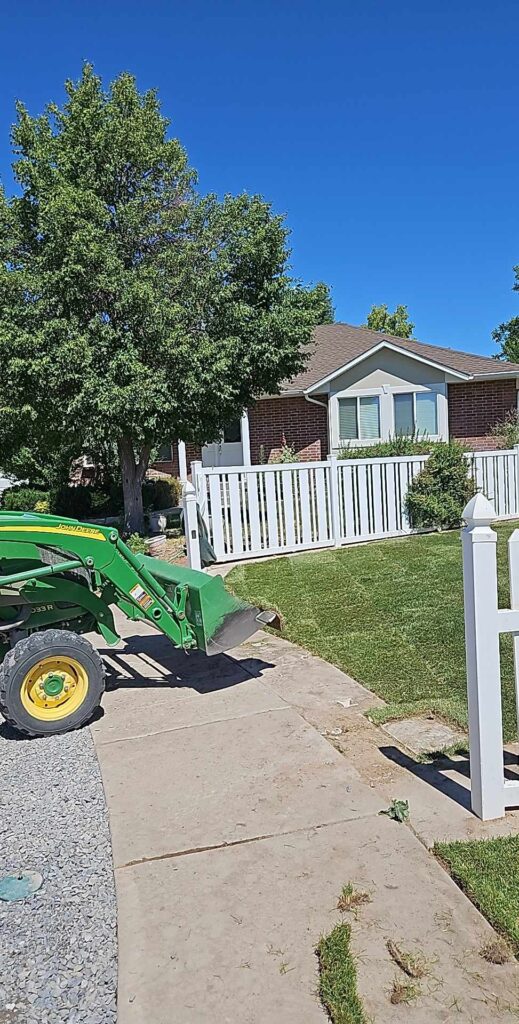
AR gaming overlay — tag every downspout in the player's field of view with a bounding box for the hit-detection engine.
[304,392,331,458]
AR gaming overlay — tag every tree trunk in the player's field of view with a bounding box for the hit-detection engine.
[118,438,151,535]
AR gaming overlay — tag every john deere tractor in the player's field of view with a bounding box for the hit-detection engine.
[0,511,274,737]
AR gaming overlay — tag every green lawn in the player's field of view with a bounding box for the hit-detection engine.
[435,836,519,953]
[228,523,519,741]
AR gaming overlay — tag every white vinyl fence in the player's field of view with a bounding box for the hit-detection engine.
[192,446,519,563]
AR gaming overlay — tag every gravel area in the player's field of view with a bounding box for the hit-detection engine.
[0,723,117,1024]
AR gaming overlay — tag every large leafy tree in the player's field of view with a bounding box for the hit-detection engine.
[0,66,331,532]
[363,303,415,338]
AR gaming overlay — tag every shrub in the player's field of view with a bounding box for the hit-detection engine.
[338,434,433,460]
[490,410,519,450]
[142,476,182,510]
[269,444,298,464]
[2,486,50,512]
[51,483,93,519]
[405,441,476,530]
[126,533,148,554]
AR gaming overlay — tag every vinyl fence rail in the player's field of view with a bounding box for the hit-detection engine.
[191,445,519,564]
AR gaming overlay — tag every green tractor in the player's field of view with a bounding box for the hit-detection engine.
[0,511,274,737]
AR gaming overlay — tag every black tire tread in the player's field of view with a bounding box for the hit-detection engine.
[0,629,106,738]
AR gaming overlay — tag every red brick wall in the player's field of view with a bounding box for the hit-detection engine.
[151,441,202,478]
[248,396,329,463]
[448,380,517,450]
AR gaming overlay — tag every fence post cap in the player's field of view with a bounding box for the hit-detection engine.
[182,480,196,497]
[462,492,496,526]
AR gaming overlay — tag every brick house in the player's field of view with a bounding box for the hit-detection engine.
[154,323,519,476]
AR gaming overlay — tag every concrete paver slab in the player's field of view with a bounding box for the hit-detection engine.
[97,706,381,866]
[116,816,519,1024]
[382,716,465,754]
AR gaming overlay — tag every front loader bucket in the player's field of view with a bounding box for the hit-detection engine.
[139,556,276,655]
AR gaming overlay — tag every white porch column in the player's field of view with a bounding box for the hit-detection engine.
[461,493,504,820]
[241,409,251,466]
[177,440,188,481]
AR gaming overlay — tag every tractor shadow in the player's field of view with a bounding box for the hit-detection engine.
[98,632,274,696]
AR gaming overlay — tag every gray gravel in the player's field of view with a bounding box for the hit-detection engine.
[0,724,117,1023]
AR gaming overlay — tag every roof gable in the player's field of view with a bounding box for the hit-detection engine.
[283,323,519,394]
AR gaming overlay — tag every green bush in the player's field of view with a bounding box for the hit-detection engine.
[338,434,433,460]
[126,532,148,554]
[490,410,519,450]
[2,486,50,511]
[142,476,182,511]
[269,444,299,464]
[405,441,476,530]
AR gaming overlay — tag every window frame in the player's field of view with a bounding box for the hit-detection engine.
[338,393,382,443]
[393,389,438,437]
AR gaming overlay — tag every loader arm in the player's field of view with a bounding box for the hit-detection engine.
[0,512,274,654]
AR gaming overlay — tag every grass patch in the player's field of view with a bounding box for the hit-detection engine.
[386,939,427,978]
[390,979,421,1004]
[317,922,367,1024]
[228,524,519,739]
[337,883,371,914]
[435,834,519,953]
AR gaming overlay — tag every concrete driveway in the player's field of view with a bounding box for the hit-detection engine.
[91,620,519,1024]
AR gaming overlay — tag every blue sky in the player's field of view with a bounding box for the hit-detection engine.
[1,0,518,354]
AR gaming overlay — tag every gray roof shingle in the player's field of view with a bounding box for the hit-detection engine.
[283,323,519,393]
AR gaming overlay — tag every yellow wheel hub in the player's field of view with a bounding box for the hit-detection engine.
[20,656,89,722]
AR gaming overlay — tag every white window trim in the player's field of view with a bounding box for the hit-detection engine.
[337,393,382,445]
[330,382,448,450]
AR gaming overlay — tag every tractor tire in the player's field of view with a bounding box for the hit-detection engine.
[0,630,106,738]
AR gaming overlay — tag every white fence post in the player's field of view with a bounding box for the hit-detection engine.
[191,460,208,529]
[183,480,202,571]
[514,445,519,515]
[328,455,341,547]
[461,493,505,820]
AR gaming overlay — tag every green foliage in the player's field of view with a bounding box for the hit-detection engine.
[0,65,328,531]
[490,410,519,449]
[493,316,519,362]
[269,444,298,464]
[380,798,410,822]
[2,486,50,511]
[338,435,433,460]
[317,922,367,1024]
[363,303,415,338]
[126,533,148,554]
[405,442,475,529]
[142,476,182,510]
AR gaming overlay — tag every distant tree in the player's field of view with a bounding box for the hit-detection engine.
[493,316,519,362]
[0,65,331,533]
[363,303,415,339]
[493,262,519,361]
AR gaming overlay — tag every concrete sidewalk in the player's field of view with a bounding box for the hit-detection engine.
[91,621,519,1023]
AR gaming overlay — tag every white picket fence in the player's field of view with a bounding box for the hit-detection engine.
[192,446,519,563]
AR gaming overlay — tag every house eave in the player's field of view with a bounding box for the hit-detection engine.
[469,371,519,382]
[303,339,473,393]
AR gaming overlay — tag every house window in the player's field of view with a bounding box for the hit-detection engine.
[339,395,380,441]
[157,442,173,461]
[223,419,241,443]
[393,392,438,436]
